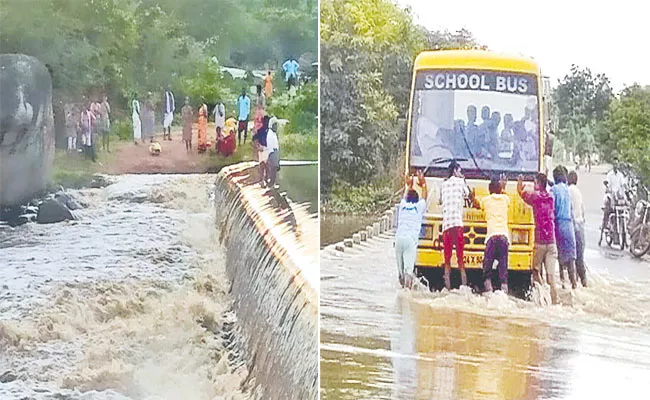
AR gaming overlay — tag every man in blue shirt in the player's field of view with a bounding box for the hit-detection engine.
[550,166,577,289]
[395,170,428,288]
[282,57,299,90]
[236,87,251,146]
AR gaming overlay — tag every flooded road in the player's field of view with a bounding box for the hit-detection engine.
[320,166,650,399]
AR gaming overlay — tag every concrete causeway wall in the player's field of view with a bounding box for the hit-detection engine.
[214,162,318,399]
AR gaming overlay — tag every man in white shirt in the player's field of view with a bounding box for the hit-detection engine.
[162,86,175,141]
[606,160,626,201]
[266,118,280,187]
[568,171,588,287]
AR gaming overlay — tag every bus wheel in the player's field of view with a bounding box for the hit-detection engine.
[508,271,532,300]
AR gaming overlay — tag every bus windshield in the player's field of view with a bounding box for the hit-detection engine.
[409,69,540,177]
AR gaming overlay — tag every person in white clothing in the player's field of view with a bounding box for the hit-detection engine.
[266,118,280,187]
[606,161,626,201]
[65,103,78,152]
[132,95,141,144]
[395,170,428,288]
[162,86,175,141]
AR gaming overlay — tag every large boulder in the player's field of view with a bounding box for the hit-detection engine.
[37,198,73,224]
[0,54,55,207]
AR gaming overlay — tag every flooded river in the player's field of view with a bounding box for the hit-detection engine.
[320,167,650,399]
[0,164,318,400]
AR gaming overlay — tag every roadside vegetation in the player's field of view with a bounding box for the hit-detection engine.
[321,0,650,214]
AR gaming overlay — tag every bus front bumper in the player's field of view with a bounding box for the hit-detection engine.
[415,248,532,271]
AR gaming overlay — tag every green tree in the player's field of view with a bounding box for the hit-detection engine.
[602,85,650,182]
[320,0,478,200]
[552,65,613,154]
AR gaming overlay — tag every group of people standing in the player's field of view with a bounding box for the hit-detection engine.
[395,162,588,304]
[64,95,111,162]
[131,86,175,145]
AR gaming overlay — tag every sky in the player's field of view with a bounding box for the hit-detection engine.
[395,0,650,92]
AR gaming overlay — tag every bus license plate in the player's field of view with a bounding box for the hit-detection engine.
[463,255,483,267]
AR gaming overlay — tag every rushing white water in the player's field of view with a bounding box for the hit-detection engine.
[0,174,249,399]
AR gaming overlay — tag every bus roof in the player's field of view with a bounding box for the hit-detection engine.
[414,50,540,75]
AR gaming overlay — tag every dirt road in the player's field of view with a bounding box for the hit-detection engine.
[101,123,250,174]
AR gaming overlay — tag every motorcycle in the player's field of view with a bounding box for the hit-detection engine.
[629,184,650,258]
[599,184,631,250]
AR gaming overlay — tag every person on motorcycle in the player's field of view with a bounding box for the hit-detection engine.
[607,159,626,202]
[600,160,627,245]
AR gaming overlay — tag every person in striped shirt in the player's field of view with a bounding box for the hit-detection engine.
[439,161,474,290]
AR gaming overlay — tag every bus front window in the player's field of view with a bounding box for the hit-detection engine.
[409,70,540,177]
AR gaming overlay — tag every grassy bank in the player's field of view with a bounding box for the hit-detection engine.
[51,149,115,189]
[321,180,401,215]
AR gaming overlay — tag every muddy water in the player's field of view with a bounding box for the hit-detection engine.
[0,172,311,400]
[320,168,650,399]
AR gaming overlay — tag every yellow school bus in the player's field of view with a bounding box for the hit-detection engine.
[406,50,550,294]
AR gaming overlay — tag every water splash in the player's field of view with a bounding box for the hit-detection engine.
[0,174,250,399]
[214,162,318,399]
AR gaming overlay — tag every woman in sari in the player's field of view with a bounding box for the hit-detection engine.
[219,117,237,157]
[264,71,273,99]
[197,101,208,153]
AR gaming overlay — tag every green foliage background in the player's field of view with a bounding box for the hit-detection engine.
[0,0,318,147]
[320,0,479,212]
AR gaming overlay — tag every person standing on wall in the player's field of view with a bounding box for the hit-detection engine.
[162,85,175,141]
[395,170,428,288]
[439,161,473,290]
[236,87,251,146]
[266,117,280,188]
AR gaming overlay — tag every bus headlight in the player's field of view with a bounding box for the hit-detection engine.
[511,229,530,245]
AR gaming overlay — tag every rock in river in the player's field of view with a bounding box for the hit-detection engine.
[37,198,73,224]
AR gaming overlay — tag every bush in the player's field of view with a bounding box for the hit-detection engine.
[323,181,397,214]
[279,132,318,161]
[267,81,317,135]
[111,118,133,141]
